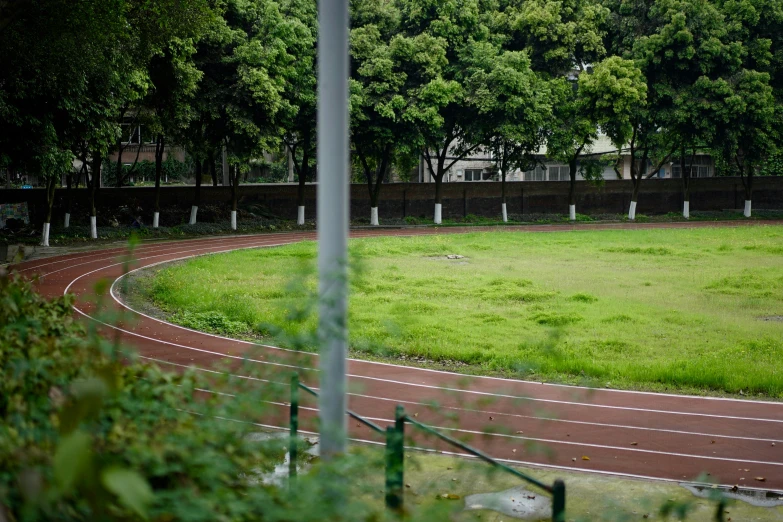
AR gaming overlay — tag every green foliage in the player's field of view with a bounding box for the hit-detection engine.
[103,158,192,185]
[0,273,411,521]
[172,310,249,335]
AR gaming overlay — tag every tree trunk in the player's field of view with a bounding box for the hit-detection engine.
[500,151,508,223]
[433,174,444,224]
[190,160,202,225]
[41,176,56,246]
[568,157,578,221]
[89,153,101,239]
[628,149,646,221]
[231,162,239,230]
[154,134,164,228]
[296,134,311,225]
[64,169,73,228]
[209,151,217,186]
[115,138,124,188]
[744,162,753,217]
[680,145,690,219]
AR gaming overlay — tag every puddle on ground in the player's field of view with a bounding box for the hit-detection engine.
[464,486,551,520]
[681,483,783,508]
[246,432,319,486]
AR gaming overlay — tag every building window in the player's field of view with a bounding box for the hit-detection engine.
[121,124,141,145]
[671,156,712,178]
[524,166,546,181]
[465,169,484,181]
[547,165,570,181]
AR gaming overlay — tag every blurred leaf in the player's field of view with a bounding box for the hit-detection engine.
[53,431,92,493]
[101,467,154,519]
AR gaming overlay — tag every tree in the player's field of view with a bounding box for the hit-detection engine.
[0,0,133,243]
[146,38,203,228]
[478,53,550,222]
[712,0,781,215]
[711,70,776,216]
[484,0,611,220]
[397,0,520,224]
[602,0,698,219]
[577,56,647,216]
[350,0,418,225]
[278,0,317,226]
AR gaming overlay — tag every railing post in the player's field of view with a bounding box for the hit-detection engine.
[386,406,406,515]
[395,405,406,440]
[385,426,403,515]
[715,496,726,522]
[289,373,299,481]
[551,479,565,522]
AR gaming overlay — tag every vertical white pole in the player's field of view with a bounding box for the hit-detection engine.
[317,0,349,460]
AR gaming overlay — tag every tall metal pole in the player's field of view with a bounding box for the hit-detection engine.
[317,0,349,460]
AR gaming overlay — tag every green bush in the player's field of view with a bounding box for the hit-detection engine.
[0,273,388,521]
[172,310,249,336]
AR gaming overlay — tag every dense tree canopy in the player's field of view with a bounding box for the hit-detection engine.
[0,0,780,228]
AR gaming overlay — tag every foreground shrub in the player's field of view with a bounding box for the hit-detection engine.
[0,273,391,521]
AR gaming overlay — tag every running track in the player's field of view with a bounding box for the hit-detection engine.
[13,221,783,491]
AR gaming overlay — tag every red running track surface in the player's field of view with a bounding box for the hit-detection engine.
[13,222,783,491]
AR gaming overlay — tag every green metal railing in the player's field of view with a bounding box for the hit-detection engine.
[288,373,566,521]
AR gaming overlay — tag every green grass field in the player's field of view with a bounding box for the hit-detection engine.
[145,225,783,397]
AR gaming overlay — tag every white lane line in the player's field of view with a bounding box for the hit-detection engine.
[346,392,783,443]
[87,309,783,425]
[181,376,783,469]
[16,230,317,273]
[38,234,304,280]
[183,412,783,493]
[139,356,783,468]
[58,230,783,438]
[109,259,783,409]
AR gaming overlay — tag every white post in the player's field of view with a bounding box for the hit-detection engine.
[41,222,50,247]
[153,211,160,228]
[434,203,442,224]
[628,201,637,221]
[90,216,97,239]
[189,206,198,225]
[682,201,689,219]
[230,210,237,230]
[370,206,379,226]
[744,200,752,218]
[501,203,508,222]
[317,0,349,460]
[64,213,70,228]
[298,205,305,225]
[569,204,576,221]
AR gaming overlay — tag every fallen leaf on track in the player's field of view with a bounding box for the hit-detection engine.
[581,456,590,461]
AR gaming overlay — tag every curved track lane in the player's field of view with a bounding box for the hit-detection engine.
[15,222,783,491]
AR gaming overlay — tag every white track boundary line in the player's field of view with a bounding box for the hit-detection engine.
[105,246,783,408]
[173,374,783,489]
[139,355,783,468]
[83,307,783,424]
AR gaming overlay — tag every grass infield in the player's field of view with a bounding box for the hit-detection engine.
[145,226,783,397]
